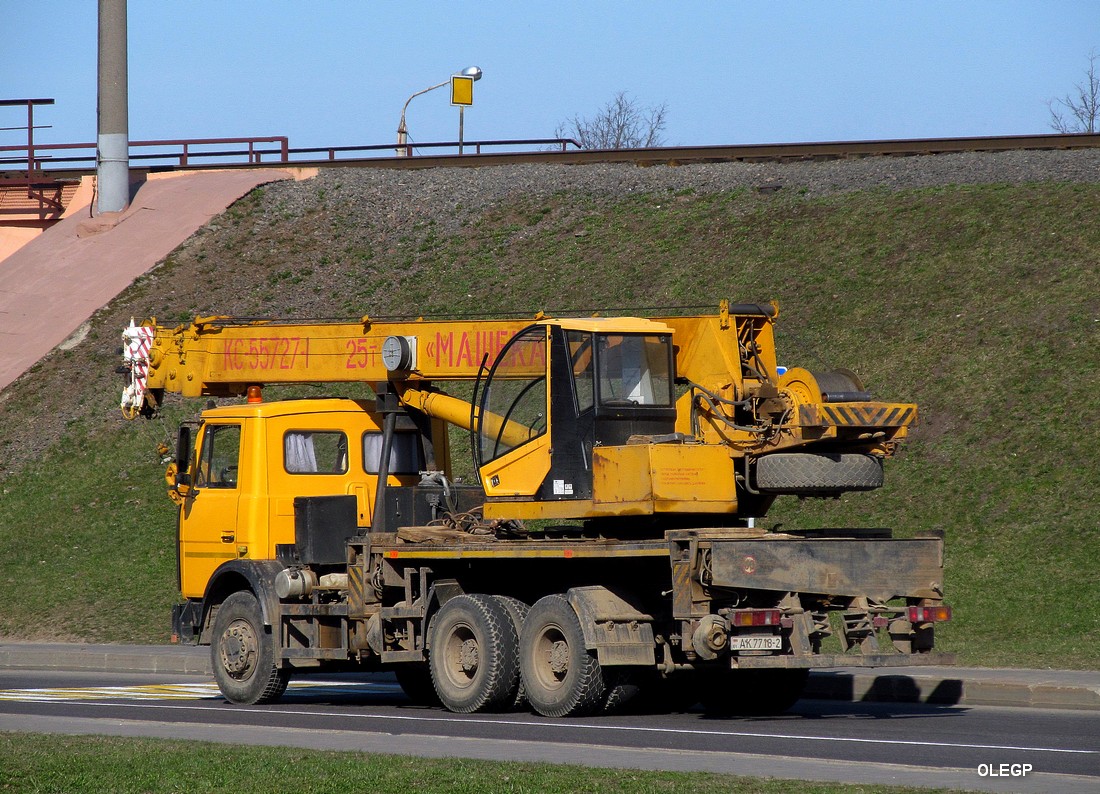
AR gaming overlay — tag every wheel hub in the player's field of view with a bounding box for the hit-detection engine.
[220,620,257,679]
[548,640,569,675]
[458,638,480,674]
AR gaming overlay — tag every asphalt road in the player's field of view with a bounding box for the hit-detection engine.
[0,670,1096,793]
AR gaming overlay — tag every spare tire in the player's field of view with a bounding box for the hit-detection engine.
[754,452,884,495]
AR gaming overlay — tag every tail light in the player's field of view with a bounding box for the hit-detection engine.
[908,605,952,623]
[729,609,782,627]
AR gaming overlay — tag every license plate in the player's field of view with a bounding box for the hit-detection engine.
[729,635,782,651]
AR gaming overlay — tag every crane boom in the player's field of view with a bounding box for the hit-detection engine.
[132,306,785,398]
[137,315,541,398]
[124,304,916,466]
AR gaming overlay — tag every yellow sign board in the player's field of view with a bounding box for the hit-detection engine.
[451,75,474,106]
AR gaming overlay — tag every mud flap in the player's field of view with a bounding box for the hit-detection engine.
[567,586,656,666]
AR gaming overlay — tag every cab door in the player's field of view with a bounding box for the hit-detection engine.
[476,325,552,498]
[178,422,242,599]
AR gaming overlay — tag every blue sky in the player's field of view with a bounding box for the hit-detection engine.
[2,2,1097,153]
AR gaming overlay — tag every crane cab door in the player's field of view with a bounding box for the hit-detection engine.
[476,325,552,498]
[178,422,242,599]
[477,324,676,505]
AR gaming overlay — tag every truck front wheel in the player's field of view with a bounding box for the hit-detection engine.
[210,591,289,705]
[520,594,607,717]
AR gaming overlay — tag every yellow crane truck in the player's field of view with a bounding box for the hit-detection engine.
[121,302,952,716]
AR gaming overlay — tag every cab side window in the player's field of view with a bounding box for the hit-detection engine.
[363,432,424,475]
[195,424,241,488]
[284,431,349,474]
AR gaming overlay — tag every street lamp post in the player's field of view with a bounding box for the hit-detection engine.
[396,66,482,157]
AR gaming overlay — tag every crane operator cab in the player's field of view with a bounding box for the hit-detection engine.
[474,318,725,525]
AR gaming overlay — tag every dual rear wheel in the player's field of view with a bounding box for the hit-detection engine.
[426,592,612,717]
[427,594,521,713]
[519,594,612,717]
[426,593,807,717]
[427,592,808,718]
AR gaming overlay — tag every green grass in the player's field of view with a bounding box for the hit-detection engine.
[0,179,1098,667]
[0,412,181,643]
[0,733,960,794]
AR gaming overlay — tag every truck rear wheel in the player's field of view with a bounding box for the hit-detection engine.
[698,668,809,716]
[493,595,530,709]
[210,591,288,705]
[520,594,607,717]
[428,594,519,713]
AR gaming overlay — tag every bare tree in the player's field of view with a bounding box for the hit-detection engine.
[556,91,668,149]
[1048,50,1100,133]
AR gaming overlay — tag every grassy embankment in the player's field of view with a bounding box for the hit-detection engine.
[0,180,1096,668]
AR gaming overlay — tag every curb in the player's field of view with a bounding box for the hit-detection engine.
[0,644,211,677]
[2,644,1097,711]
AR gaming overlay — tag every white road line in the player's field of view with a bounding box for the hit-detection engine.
[0,680,400,703]
[22,697,1097,757]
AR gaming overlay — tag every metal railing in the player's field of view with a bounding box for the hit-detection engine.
[0,136,583,173]
[292,138,582,160]
[0,136,290,171]
[0,98,55,187]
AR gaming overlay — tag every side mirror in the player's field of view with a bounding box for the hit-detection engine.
[175,426,192,488]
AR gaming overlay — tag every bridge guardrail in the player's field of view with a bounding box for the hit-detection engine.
[0,137,584,175]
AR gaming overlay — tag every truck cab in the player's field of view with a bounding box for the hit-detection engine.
[177,398,435,600]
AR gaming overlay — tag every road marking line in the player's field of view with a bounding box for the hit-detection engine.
[273,709,1100,756]
[27,698,1098,757]
[0,684,220,702]
[0,681,400,703]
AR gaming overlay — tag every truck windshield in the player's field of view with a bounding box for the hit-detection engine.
[596,334,673,407]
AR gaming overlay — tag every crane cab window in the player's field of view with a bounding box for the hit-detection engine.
[567,331,595,414]
[478,325,548,463]
[596,334,673,407]
[284,431,349,474]
[195,424,241,488]
[363,432,424,475]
